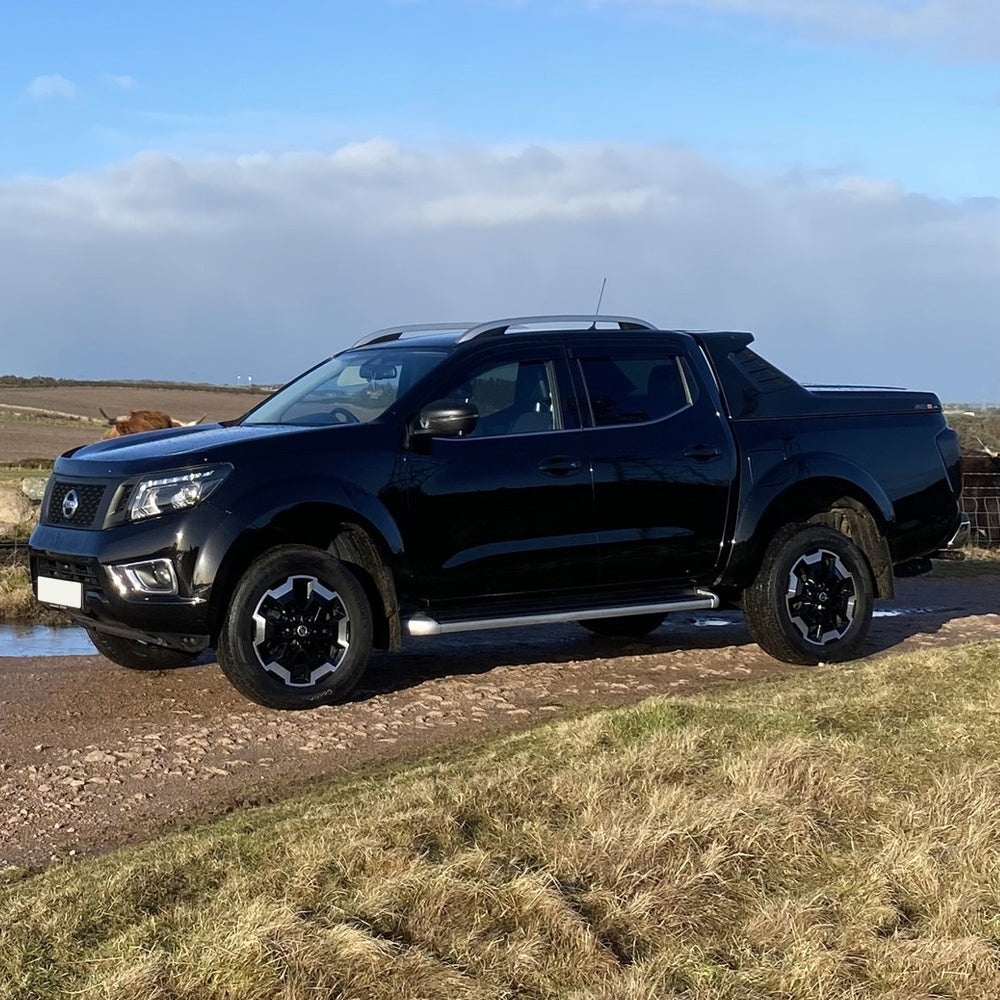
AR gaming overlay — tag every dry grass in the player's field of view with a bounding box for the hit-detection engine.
[0,565,67,625]
[5,642,1000,997]
[0,564,38,622]
[931,549,1000,576]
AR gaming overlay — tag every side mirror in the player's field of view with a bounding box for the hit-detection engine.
[416,400,478,437]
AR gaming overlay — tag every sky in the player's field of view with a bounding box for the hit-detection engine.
[1,0,998,402]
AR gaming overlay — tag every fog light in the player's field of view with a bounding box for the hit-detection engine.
[108,559,179,597]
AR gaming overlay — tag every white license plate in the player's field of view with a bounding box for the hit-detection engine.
[37,576,83,610]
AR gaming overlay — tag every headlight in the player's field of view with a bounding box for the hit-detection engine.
[128,464,231,522]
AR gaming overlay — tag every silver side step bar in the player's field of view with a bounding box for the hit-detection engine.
[405,591,720,637]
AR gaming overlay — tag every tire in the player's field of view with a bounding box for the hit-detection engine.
[743,524,873,665]
[86,629,197,670]
[217,545,373,710]
[579,613,665,639]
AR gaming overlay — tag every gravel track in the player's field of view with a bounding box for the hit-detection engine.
[2,574,998,872]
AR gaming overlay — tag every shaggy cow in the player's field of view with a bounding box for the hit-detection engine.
[99,408,205,439]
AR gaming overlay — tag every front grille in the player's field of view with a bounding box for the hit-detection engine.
[46,482,107,527]
[34,556,101,589]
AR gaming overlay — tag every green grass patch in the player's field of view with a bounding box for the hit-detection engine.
[6,642,1000,997]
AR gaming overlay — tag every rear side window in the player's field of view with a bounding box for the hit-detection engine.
[577,356,695,426]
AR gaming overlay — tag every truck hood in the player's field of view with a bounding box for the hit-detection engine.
[52,421,379,478]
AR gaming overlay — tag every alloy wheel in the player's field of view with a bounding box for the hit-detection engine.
[251,574,350,686]
[785,548,857,646]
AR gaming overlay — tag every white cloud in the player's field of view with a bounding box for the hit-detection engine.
[595,0,1000,60]
[104,74,135,90]
[0,141,996,402]
[834,175,906,199]
[26,74,78,100]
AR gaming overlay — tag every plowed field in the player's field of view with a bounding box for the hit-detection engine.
[0,384,265,463]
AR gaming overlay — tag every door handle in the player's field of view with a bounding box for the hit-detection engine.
[538,456,583,477]
[683,445,723,461]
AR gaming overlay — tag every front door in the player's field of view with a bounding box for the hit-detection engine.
[400,349,599,604]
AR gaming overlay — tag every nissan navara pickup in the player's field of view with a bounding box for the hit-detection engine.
[30,315,968,709]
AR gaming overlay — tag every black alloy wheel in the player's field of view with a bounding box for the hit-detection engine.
[218,545,373,710]
[785,547,856,646]
[743,524,873,665]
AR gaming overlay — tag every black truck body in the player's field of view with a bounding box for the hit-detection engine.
[30,316,967,708]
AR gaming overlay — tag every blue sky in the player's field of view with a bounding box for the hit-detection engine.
[4,0,999,196]
[1,1,998,400]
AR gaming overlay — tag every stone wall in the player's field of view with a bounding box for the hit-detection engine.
[0,477,47,536]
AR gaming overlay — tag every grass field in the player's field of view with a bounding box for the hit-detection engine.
[4,641,1000,998]
[0,564,69,624]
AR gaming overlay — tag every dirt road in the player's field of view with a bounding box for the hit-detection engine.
[1,573,998,872]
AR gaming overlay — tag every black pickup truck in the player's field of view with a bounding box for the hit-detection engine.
[30,315,968,709]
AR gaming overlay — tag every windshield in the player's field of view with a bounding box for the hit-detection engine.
[243,347,450,427]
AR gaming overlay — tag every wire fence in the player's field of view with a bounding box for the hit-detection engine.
[963,472,1000,548]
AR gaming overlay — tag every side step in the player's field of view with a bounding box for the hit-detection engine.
[404,590,720,638]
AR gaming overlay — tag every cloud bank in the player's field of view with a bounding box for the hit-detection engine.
[1,139,996,402]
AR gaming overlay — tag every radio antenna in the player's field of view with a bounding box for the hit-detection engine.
[591,277,607,328]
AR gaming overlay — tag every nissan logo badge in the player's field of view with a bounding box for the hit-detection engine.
[62,489,80,520]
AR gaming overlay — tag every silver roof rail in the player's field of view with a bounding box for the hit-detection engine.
[351,322,479,349]
[456,314,657,343]
[351,314,658,349]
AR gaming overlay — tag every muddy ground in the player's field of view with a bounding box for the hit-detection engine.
[1,385,997,874]
[2,573,999,872]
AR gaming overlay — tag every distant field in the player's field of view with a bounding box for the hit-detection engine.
[0,384,267,463]
[945,408,1000,454]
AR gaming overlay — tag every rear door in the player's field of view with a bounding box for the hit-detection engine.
[400,344,600,603]
[569,339,736,587]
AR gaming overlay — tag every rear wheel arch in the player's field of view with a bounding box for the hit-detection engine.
[740,480,892,599]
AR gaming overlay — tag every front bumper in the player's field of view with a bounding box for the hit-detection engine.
[29,504,230,652]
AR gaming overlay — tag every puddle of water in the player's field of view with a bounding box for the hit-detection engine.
[691,616,738,628]
[686,607,938,628]
[0,625,96,657]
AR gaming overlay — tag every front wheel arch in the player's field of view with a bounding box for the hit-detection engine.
[206,508,398,650]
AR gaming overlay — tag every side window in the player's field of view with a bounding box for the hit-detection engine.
[578,356,694,426]
[442,359,558,437]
